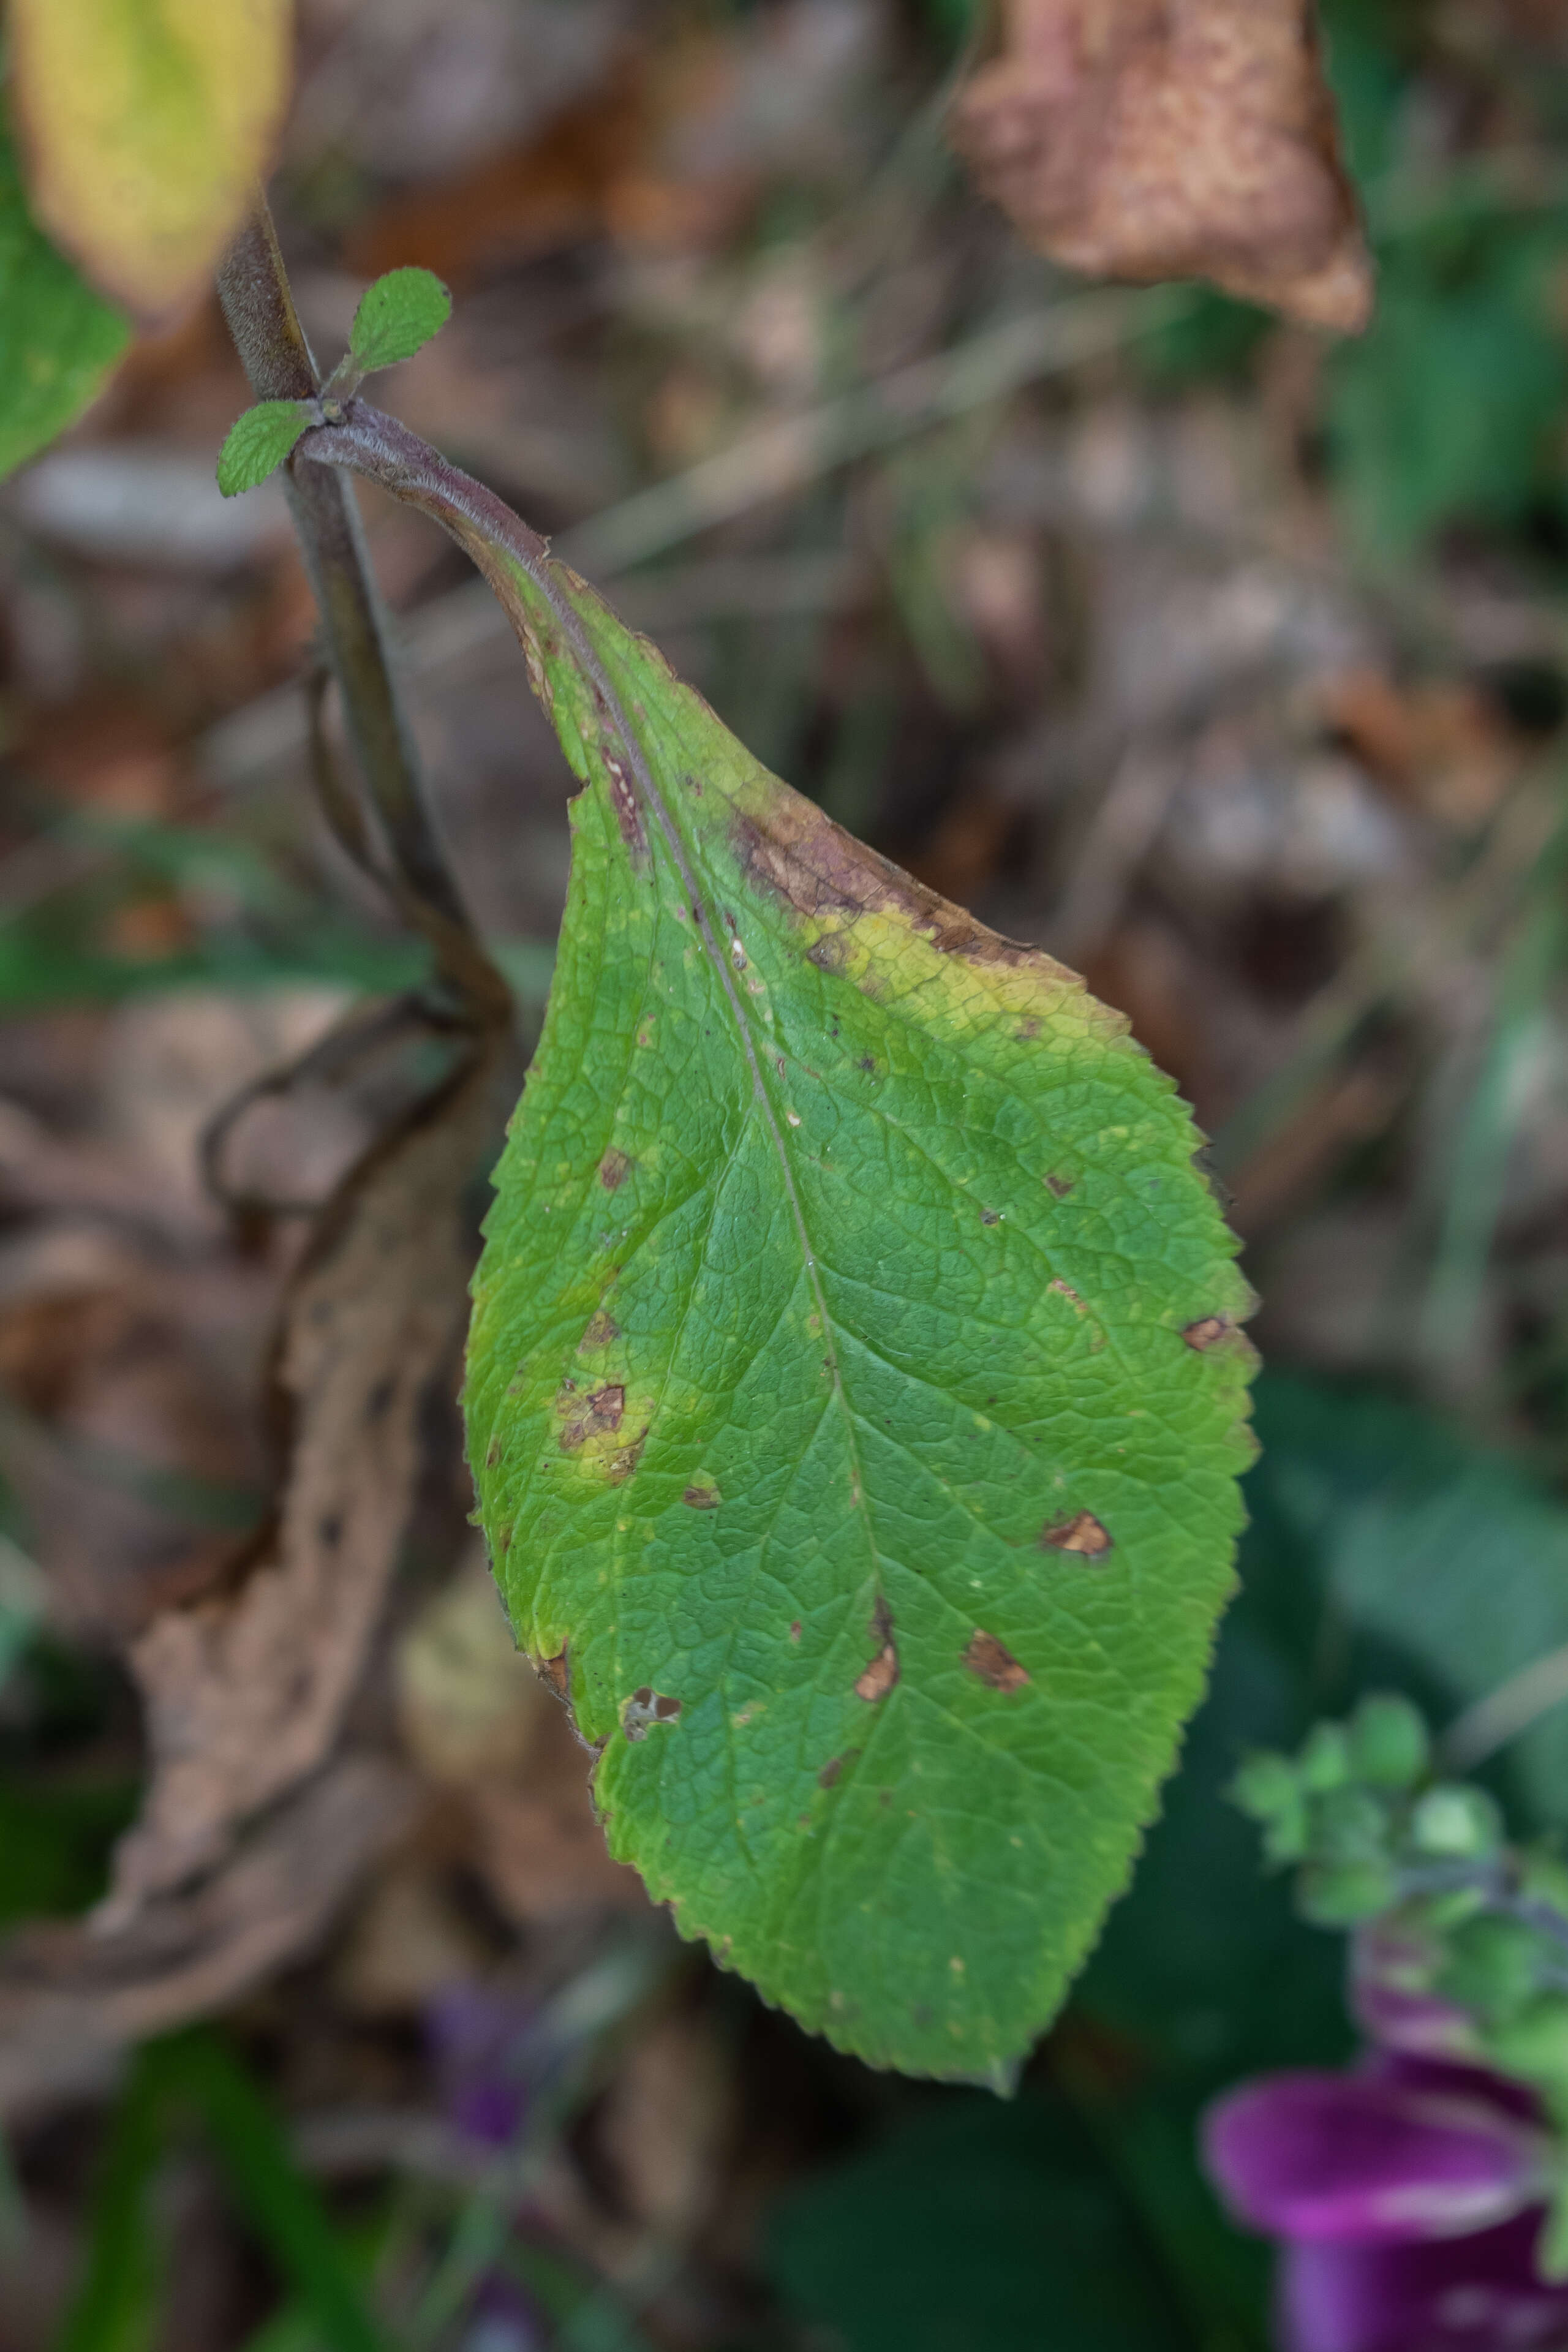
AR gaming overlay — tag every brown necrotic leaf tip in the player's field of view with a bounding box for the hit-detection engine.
[951,0,1373,334]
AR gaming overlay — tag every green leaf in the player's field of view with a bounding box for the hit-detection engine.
[348,268,451,375]
[1245,1376,1568,1831]
[767,2094,1175,2351]
[157,2032,388,2352]
[0,115,130,483]
[325,412,1256,2081]
[217,401,312,496]
[1327,219,1568,552]
[56,2045,167,2352]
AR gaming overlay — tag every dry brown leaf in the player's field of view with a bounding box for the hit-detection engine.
[952,0,1373,333]
[99,1041,504,1926]
[395,1548,550,1787]
[467,1697,649,1928]
[0,1755,412,2121]
[0,1239,271,1639]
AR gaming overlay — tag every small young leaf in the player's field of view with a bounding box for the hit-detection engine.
[0,116,130,483]
[348,268,452,375]
[7,0,293,318]
[312,410,1257,2083]
[217,401,312,497]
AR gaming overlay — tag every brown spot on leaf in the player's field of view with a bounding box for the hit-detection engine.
[951,0,1373,333]
[965,1630,1031,1692]
[1042,1509,1114,1559]
[1044,1173,1074,1198]
[535,1648,570,1703]
[579,1309,621,1352]
[981,1208,1001,1227]
[807,932,849,973]
[1016,1018,1041,1041]
[1183,1314,1230,1350]
[485,1435,501,1467]
[622,1686,682,1742]
[598,1148,632,1192]
[731,805,1063,976]
[683,1483,721,1509]
[818,1748,861,1789]
[605,1427,647,1484]
[559,1383,625,1451]
[601,753,648,860]
[854,1600,900,1703]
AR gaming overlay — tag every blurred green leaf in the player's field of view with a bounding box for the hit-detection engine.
[1327,217,1568,552]
[767,2095,1179,2352]
[347,268,451,375]
[55,2047,166,2352]
[1136,288,1272,384]
[0,114,129,484]
[1319,0,1410,189]
[0,1780,138,1929]
[1242,1374,1568,1830]
[157,2032,388,2352]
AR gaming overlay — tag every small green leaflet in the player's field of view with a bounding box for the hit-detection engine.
[0,116,129,483]
[310,409,1257,2081]
[348,268,451,376]
[217,399,312,496]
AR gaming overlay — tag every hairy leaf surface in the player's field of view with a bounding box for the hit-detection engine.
[0,121,129,482]
[216,399,311,496]
[309,408,1257,2080]
[7,0,292,317]
[348,268,451,376]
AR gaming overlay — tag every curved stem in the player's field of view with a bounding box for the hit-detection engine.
[215,200,499,1008]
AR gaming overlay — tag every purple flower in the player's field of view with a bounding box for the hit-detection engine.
[1202,2057,1568,2352]
[1282,2215,1568,2352]
[1349,1924,1480,2064]
[426,1983,537,2149]
[461,2275,544,2352]
[1204,2062,1550,2244]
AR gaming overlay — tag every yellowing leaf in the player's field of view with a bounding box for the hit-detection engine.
[7,0,294,318]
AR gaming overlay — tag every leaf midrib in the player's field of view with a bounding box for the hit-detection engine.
[505,540,891,1630]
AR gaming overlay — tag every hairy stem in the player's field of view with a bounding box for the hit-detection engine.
[216,202,498,1005]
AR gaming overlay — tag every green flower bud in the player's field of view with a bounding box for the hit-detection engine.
[1298,1858,1399,1927]
[1408,1884,1490,1934]
[1230,1750,1300,1821]
[1298,1721,1352,1794]
[1311,1784,1393,1866]
[1519,1849,1568,1919]
[1483,1994,1568,2087]
[1409,1783,1503,1860]
[1536,2180,1568,2284]
[1262,1800,1310,1866]
[1439,1913,1549,2022]
[1348,1694,1430,1790]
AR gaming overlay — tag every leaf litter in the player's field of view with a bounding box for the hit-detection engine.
[952,0,1373,332]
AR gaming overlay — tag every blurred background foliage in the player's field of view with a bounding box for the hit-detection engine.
[7,0,1568,2346]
